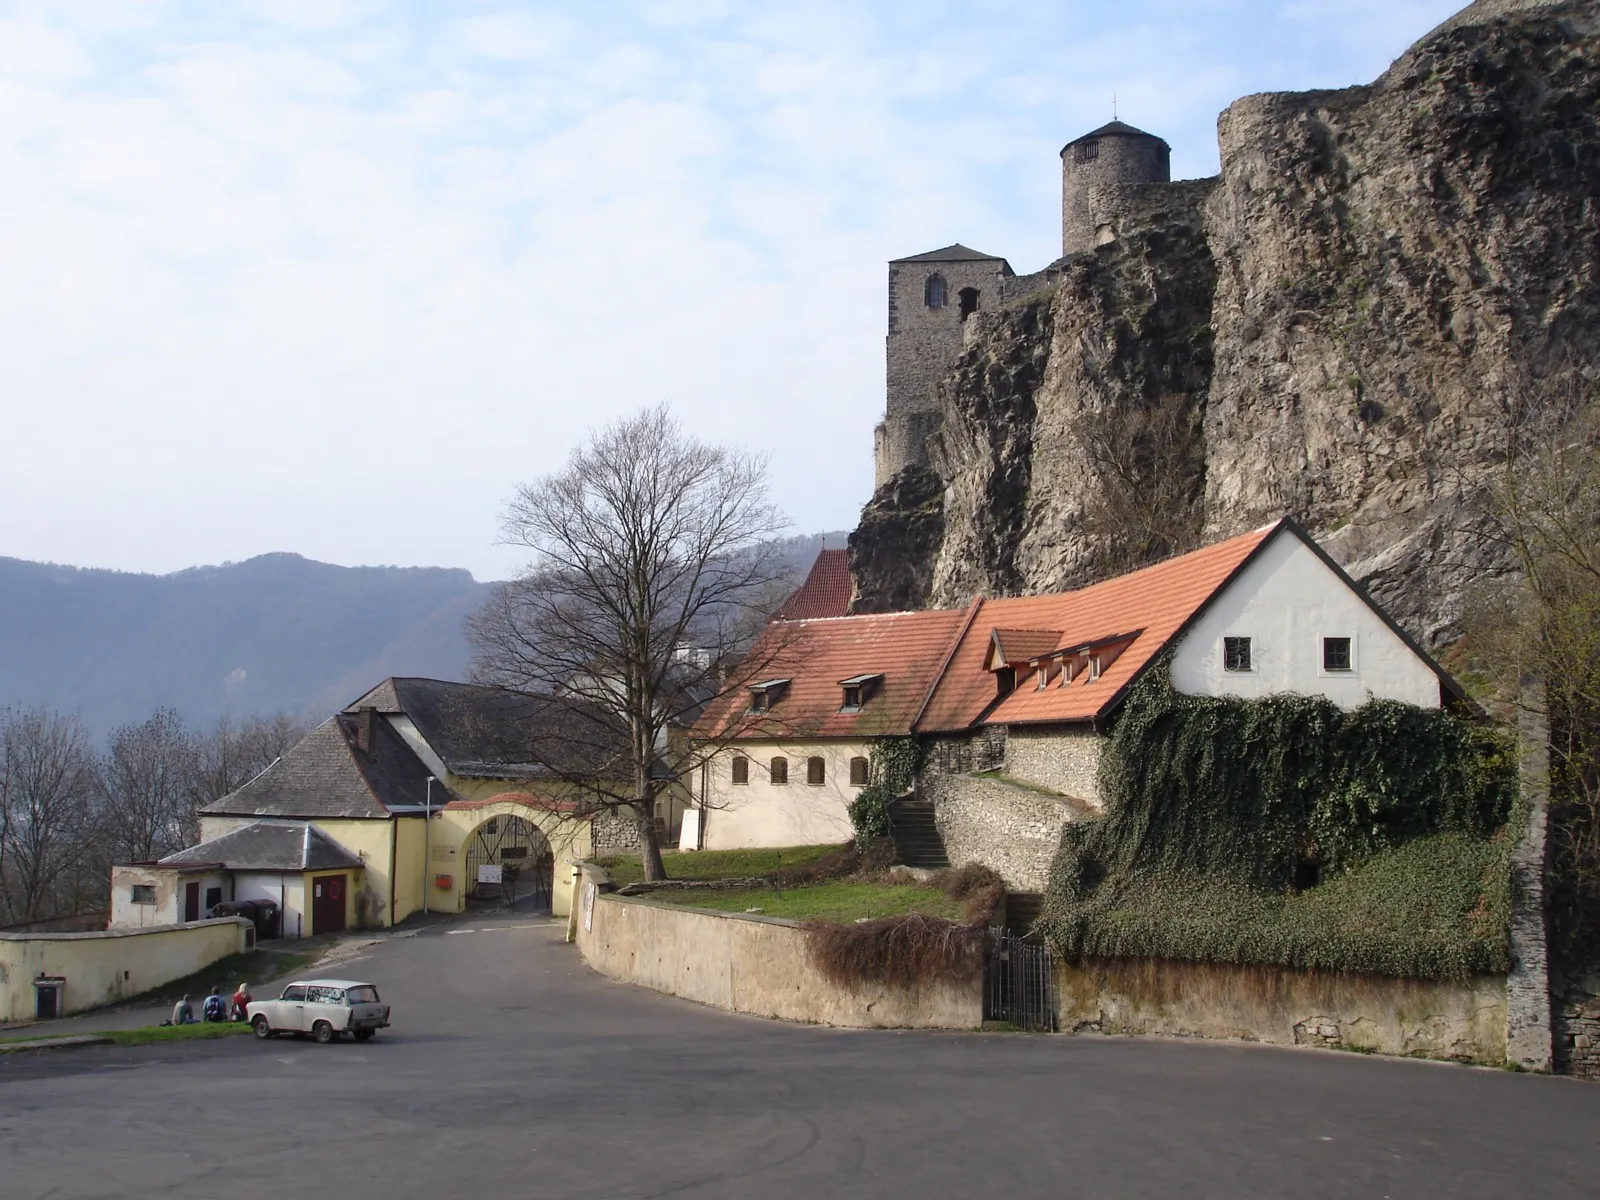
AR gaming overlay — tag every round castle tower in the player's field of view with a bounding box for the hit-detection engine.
[1060,120,1171,255]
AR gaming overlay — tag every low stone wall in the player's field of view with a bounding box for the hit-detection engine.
[1058,958,1510,1065]
[1003,726,1103,807]
[924,773,1081,891]
[573,869,981,1030]
[0,918,252,1023]
[1553,974,1600,1078]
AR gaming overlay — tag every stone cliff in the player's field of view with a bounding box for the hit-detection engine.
[850,0,1600,644]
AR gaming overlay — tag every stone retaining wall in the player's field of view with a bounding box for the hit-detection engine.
[573,867,981,1030]
[923,773,1081,891]
[1058,958,1510,1065]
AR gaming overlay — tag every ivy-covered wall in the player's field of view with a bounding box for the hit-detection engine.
[1040,663,1519,980]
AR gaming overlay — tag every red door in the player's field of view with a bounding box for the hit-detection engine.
[311,875,346,934]
[184,881,201,922]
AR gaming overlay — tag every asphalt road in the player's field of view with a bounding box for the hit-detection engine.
[3,914,1597,1199]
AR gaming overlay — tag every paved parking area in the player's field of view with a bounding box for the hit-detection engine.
[3,914,1597,1198]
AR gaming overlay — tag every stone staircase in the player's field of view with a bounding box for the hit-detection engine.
[888,798,950,869]
[1004,892,1045,935]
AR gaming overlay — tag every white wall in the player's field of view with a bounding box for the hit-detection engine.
[1170,533,1441,710]
[692,740,867,851]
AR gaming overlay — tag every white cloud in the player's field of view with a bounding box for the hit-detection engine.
[0,0,1474,579]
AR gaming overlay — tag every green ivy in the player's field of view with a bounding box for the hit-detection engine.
[848,736,923,851]
[1040,662,1520,979]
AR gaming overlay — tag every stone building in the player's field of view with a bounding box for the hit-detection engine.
[873,119,1173,487]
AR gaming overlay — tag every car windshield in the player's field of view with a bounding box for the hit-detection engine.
[346,986,380,1004]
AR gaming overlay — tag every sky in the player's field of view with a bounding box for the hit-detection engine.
[0,0,1468,581]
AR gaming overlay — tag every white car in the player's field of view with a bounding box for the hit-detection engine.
[247,978,391,1044]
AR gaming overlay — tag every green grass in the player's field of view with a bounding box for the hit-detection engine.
[0,1022,252,1048]
[598,844,845,887]
[651,880,964,923]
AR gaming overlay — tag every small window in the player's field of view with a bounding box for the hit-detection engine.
[749,691,771,713]
[1223,636,1252,672]
[841,685,862,711]
[131,884,156,905]
[282,985,308,1002]
[770,757,789,785]
[1075,137,1100,163]
[1087,656,1102,682]
[205,886,222,911]
[1323,636,1353,672]
[347,985,380,1004]
[958,287,979,320]
[1035,664,1050,690]
[995,666,1016,698]
[1059,660,1075,687]
[925,274,947,309]
[849,756,869,786]
[731,756,749,785]
[806,757,825,786]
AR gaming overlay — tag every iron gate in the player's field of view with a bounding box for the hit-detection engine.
[984,928,1057,1032]
[463,815,554,909]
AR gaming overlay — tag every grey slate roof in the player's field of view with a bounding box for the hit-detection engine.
[1062,120,1169,149]
[201,710,447,820]
[889,243,1008,265]
[346,677,630,782]
[159,820,364,872]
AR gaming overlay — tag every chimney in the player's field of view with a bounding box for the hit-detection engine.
[356,706,377,755]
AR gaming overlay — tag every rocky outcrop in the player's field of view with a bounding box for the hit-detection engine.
[851,0,1600,644]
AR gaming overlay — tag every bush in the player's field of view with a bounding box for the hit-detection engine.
[927,863,1007,925]
[805,912,986,989]
[1039,662,1520,980]
[848,737,924,851]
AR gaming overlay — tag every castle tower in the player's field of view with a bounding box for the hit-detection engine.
[1060,120,1171,255]
[875,244,1014,487]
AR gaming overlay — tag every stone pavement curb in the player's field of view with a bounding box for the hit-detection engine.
[0,1035,111,1054]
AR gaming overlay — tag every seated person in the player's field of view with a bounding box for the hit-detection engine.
[170,995,198,1025]
[230,982,253,1021]
[201,987,226,1022]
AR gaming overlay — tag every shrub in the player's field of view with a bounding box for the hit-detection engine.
[927,863,1007,925]
[848,736,924,851]
[805,912,986,989]
[1039,661,1520,980]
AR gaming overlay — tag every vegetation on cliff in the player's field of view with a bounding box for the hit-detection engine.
[1038,664,1519,979]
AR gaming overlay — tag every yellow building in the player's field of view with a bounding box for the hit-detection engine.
[108,678,642,935]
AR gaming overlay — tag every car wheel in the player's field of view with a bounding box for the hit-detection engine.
[312,1020,335,1044]
[251,1015,272,1040]
[354,1029,374,1042]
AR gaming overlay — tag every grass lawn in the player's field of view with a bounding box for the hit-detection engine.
[653,880,964,924]
[599,844,845,888]
[1,1022,252,1048]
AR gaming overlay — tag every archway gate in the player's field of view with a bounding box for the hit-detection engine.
[463,813,554,909]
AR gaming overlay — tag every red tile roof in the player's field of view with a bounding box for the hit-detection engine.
[697,521,1302,742]
[772,549,854,621]
[695,609,969,740]
[917,523,1279,731]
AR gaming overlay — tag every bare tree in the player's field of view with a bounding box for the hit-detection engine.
[98,708,200,864]
[1464,376,1600,969]
[0,707,98,924]
[188,712,311,813]
[468,405,789,880]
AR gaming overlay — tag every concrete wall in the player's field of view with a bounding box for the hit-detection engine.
[1004,726,1105,807]
[0,918,251,1023]
[574,874,981,1030]
[109,865,228,928]
[924,773,1081,892]
[1057,958,1509,1065]
[692,740,867,851]
[1169,532,1443,710]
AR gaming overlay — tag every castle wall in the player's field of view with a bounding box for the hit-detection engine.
[879,256,1013,486]
[1062,134,1170,254]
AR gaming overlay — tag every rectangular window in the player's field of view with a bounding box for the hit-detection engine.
[770,757,789,785]
[131,884,156,905]
[849,756,869,786]
[1087,656,1101,682]
[1075,138,1100,163]
[841,685,862,711]
[806,757,825,786]
[1323,636,1354,672]
[731,756,749,785]
[1223,636,1252,672]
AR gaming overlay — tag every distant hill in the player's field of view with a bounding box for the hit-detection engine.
[0,532,848,737]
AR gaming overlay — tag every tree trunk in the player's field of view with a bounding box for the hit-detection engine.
[634,800,667,882]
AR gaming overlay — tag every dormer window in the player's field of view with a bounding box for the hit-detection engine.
[1034,662,1050,690]
[1087,655,1102,682]
[837,674,883,713]
[1059,659,1076,687]
[747,678,791,713]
